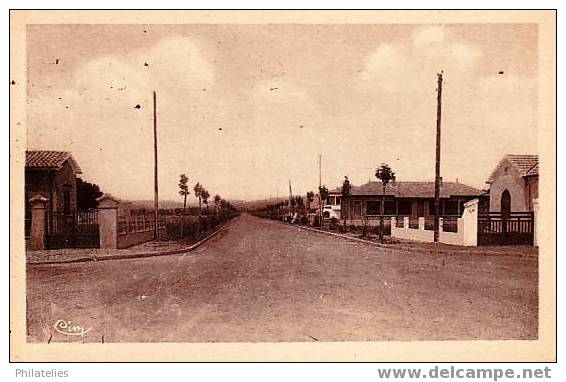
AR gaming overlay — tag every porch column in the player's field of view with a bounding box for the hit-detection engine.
[403,216,409,229]
[28,195,48,250]
[97,194,120,249]
[418,217,425,230]
[411,200,418,217]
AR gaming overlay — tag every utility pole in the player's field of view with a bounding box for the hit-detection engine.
[318,154,322,228]
[319,154,322,188]
[153,90,159,240]
[289,179,293,202]
[433,72,443,242]
[289,179,294,221]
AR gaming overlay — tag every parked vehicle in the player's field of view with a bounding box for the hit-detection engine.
[322,204,340,219]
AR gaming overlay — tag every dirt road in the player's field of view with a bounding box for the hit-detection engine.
[26,214,538,343]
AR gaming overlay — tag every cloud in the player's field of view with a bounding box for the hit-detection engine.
[364,44,402,73]
[412,25,445,45]
[27,36,218,200]
[349,26,537,189]
[359,26,482,92]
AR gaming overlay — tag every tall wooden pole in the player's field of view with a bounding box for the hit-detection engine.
[319,154,322,188]
[153,90,159,240]
[433,72,443,242]
[318,154,322,228]
[289,179,293,204]
[289,179,293,220]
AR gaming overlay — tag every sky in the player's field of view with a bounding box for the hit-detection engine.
[26,23,538,201]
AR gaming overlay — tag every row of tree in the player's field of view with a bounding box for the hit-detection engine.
[178,174,238,237]
[178,174,236,217]
[258,162,395,242]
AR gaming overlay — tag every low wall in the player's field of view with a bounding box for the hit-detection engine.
[391,223,434,242]
[390,200,479,247]
[344,218,392,227]
[117,227,166,249]
[439,220,464,245]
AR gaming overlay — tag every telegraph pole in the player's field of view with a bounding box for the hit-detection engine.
[433,72,443,242]
[153,90,159,240]
[289,179,293,202]
[318,154,322,227]
[289,179,294,220]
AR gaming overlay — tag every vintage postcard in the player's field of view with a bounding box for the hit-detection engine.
[9,10,556,361]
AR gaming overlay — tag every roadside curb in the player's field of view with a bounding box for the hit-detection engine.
[27,216,238,266]
[273,219,537,258]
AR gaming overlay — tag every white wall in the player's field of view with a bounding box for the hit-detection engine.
[390,199,479,247]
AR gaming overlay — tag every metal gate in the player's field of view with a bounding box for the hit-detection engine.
[46,210,100,249]
[477,212,534,246]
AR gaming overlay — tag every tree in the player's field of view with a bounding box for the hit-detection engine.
[201,189,210,214]
[77,178,103,211]
[294,195,304,209]
[318,185,329,229]
[178,174,190,237]
[306,191,315,204]
[341,176,352,230]
[194,182,203,213]
[375,163,396,242]
[214,194,221,216]
[290,197,297,208]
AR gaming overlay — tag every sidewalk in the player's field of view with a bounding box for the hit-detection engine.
[26,218,235,265]
[282,221,538,258]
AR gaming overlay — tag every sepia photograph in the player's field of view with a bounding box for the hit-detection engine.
[9,10,556,362]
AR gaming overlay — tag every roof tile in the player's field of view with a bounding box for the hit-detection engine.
[339,181,485,198]
[25,151,82,173]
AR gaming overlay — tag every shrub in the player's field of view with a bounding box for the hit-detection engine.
[165,215,200,240]
[329,217,338,230]
[313,215,321,227]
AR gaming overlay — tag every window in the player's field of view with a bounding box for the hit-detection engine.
[398,200,411,215]
[384,200,396,215]
[445,200,459,215]
[367,201,379,215]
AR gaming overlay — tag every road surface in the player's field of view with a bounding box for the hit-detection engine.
[26,214,538,343]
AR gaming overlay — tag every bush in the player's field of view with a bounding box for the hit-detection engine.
[165,213,238,240]
[313,215,321,227]
[165,215,201,240]
[329,217,338,230]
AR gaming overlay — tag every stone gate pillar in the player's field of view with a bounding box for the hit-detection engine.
[462,198,479,246]
[28,195,49,250]
[97,194,119,249]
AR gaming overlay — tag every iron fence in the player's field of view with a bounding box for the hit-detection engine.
[442,216,459,233]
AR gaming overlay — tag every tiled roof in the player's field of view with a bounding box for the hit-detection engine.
[525,163,539,176]
[25,151,82,174]
[347,181,485,198]
[506,155,539,177]
[487,154,538,182]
